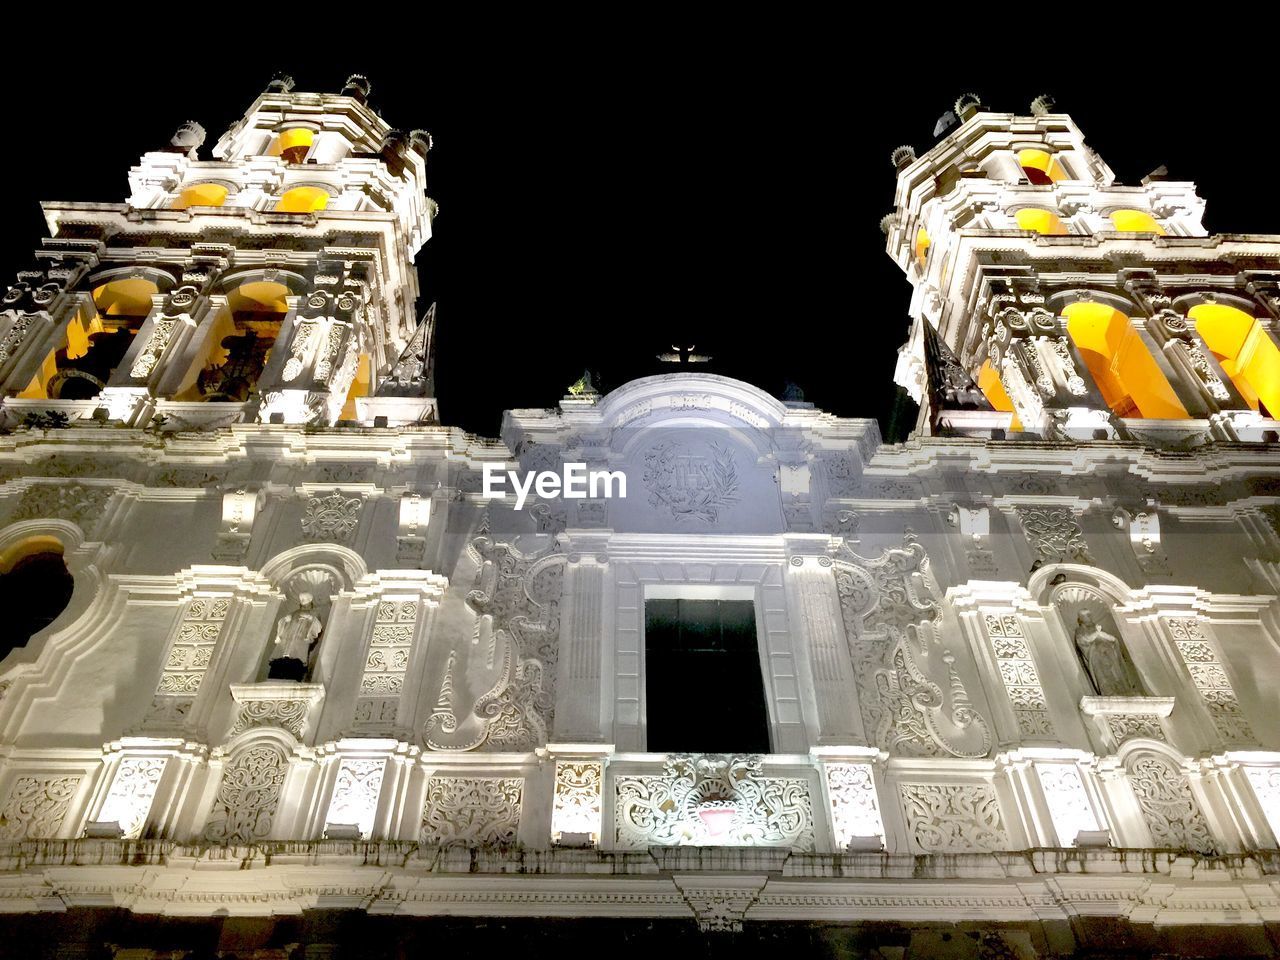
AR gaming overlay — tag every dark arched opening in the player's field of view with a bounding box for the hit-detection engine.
[0,548,74,657]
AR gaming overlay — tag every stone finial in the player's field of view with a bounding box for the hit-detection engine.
[954,93,982,121]
[380,128,408,155]
[891,145,917,171]
[266,72,295,93]
[169,121,206,158]
[1030,94,1056,116]
[342,74,372,102]
[409,129,433,156]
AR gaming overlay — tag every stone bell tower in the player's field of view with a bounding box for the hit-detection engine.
[880,93,1280,445]
[0,73,437,429]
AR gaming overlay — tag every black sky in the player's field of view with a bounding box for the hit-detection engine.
[0,54,1271,439]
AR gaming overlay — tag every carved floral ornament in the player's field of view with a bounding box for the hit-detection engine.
[833,540,992,759]
[614,754,814,850]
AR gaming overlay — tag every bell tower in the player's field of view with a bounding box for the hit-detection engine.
[0,73,437,429]
[880,94,1280,444]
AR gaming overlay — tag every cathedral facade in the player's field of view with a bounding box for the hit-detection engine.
[0,82,1278,957]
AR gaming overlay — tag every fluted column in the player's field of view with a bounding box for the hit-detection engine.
[552,532,611,742]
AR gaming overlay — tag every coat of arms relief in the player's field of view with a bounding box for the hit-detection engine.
[642,439,740,523]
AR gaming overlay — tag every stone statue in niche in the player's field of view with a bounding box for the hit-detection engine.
[268,592,324,681]
[1074,610,1143,697]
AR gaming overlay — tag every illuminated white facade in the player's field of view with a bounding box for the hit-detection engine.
[1,86,1280,955]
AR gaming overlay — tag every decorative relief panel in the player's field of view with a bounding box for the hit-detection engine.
[1125,751,1214,853]
[424,527,565,752]
[353,600,419,731]
[97,757,166,839]
[1036,764,1100,845]
[323,758,384,839]
[824,762,884,848]
[1106,714,1167,744]
[551,761,604,843]
[614,754,814,850]
[898,782,1008,853]
[1166,617,1254,744]
[835,541,991,758]
[228,698,313,739]
[129,317,176,379]
[144,597,229,729]
[8,482,113,530]
[641,439,740,523]
[983,612,1054,738]
[0,774,82,840]
[203,742,289,845]
[420,776,523,845]
[1015,506,1092,564]
[301,491,363,543]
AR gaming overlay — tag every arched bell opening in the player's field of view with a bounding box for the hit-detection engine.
[180,274,302,403]
[16,272,173,401]
[1063,300,1188,419]
[1188,302,1280,417]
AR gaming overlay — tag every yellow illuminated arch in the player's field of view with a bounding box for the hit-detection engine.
[0,536,63,575]
[172,183,229,209]
[1015,208,1068,236]
[269,128,316,164]
[1064,301,1187,419]
[228,281,291,315]
[92,277,157,318]
[1190,303,1280,416]
[914,228,930,267]
[275,186,330,213]
[1017,149,1067,185]
[1109,209,1165,235]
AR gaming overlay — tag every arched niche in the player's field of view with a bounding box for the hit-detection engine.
[255,545,367,685]
[1030,564,1150,701]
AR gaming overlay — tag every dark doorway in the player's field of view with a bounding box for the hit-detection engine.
[644,598,770,753]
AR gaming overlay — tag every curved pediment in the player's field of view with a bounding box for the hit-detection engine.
[594,373,791,437]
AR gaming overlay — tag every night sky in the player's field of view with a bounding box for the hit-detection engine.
[1,61,1272,440]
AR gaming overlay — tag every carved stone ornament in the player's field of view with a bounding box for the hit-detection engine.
[0,774,81,840]
[9,482,113,530]
[824,762,884,847]
[1125,751,1215,853]
[614,754,815,850]
[898,782,1009,853]
[228,682,324,739]
[301,492,363,543]
[202,742,289,845]
[983,612,1054,738]
[835,541,992,758]
[642,439,740,523]
[1016,505,1092,564]
[420,776,523,845]
[551,760,604,842]
[424,532,565,752]
[324,758,385,839]
[97,757,166,839]
[1166,616,1254,744]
